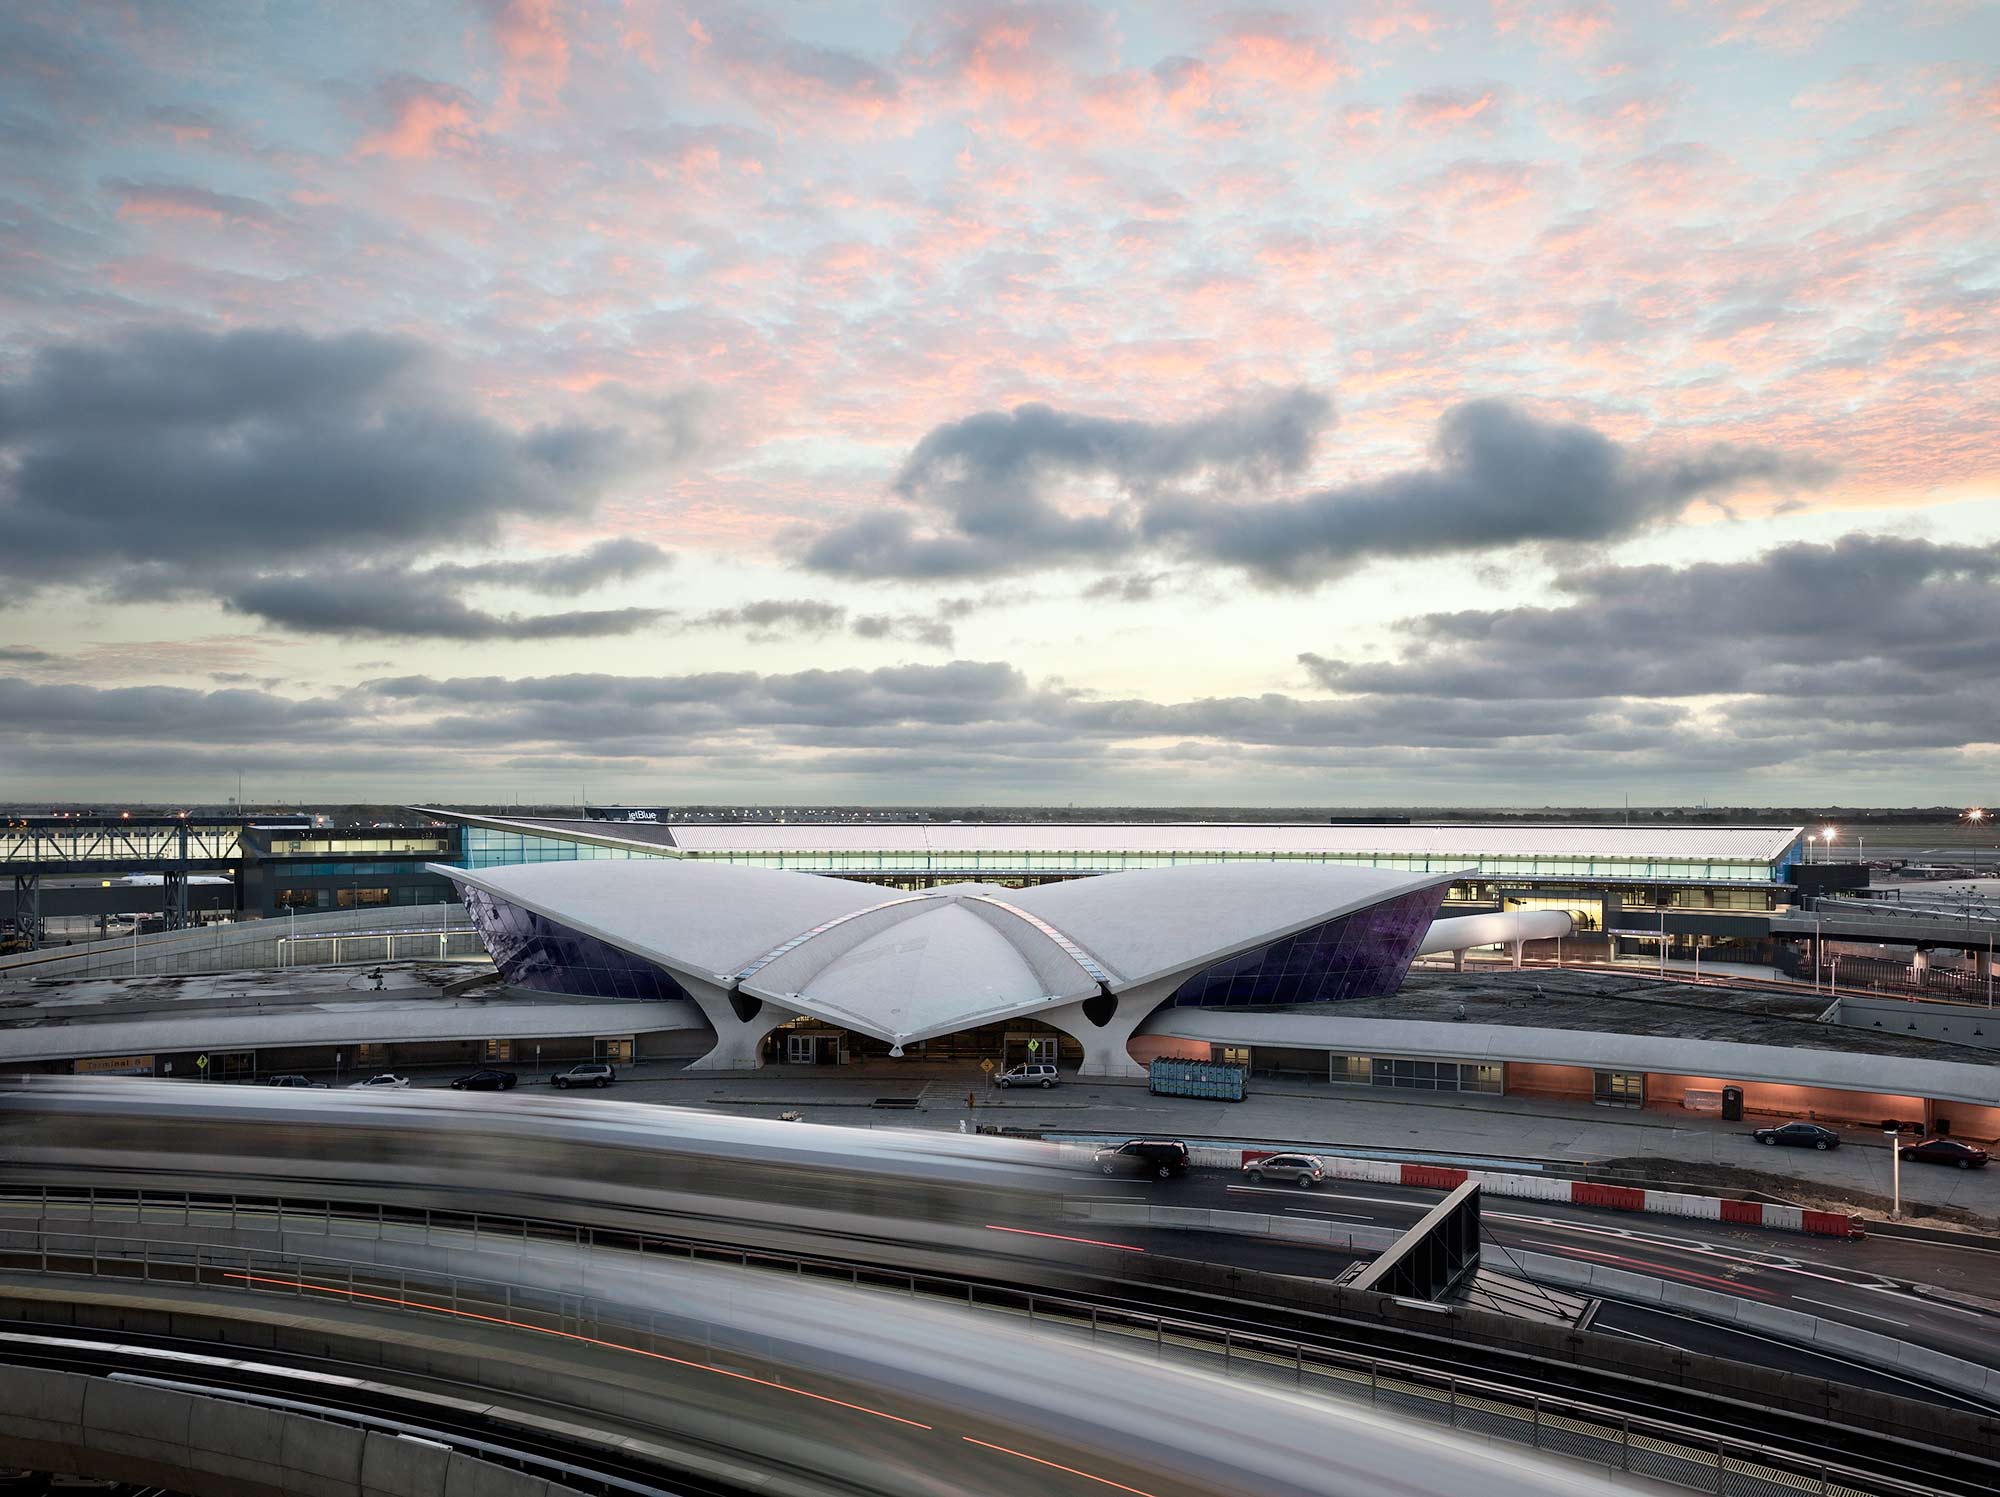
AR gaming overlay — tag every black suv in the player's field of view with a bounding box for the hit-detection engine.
[1751,1122,1840,1151]
[1093,1138,1190,1179]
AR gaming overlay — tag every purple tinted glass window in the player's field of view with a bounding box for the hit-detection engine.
[1169,884,1446,1007]
[458,886,691,1002]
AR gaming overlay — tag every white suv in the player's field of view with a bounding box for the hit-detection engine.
[996,1062,1059,1089]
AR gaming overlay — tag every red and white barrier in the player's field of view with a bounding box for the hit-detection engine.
[1230,1148,1860,1238]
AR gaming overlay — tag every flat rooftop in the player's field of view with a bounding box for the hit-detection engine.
[0,964,705,1067]
[1356,968,2000,1067]
[424,808,1803,868]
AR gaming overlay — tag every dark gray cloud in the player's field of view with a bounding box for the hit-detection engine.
[1083,573,1169,602]
[680,599,957,649]
[803,394,1831,586]
[425,539,674,596]
[802,387,1333,579]
[1300,533,2000,752]
[0,645,54,663]
[1144,399,1833,585]
[0,326,629,590]
[220,540,676,640]
[1304,534,2000,700]
[226,577,670,642]
[694,599,847,637]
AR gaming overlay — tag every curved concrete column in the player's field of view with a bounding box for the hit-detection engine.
[676,972,791,1071]
[1038,985,1160,1078]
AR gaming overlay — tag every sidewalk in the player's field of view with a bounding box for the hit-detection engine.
[593,1058,2000,1223]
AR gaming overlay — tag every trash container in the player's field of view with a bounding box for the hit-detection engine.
[1721,1086,1744,1121]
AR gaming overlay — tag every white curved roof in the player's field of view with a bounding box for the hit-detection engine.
[439,859,888,979]
[1011,862,1459,990]
[439,860,1452,1046]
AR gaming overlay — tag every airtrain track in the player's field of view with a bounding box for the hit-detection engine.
[2,1180,1996,1497]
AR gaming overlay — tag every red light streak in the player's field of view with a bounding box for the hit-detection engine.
[222,1271,933,1428]
[962,1435,1161,1495]
[984,1224,1146,1252]
[1523,1241,1777,1295]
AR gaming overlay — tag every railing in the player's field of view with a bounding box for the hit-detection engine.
[0,1188,1958,1497]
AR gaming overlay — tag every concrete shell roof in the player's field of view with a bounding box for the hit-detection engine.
[1011,862,1460,990]
[752,898,1098,1043]
[441,859,1454,1047]
[439,859,889,979]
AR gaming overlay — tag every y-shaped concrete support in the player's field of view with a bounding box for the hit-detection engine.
[678,974,791,1071]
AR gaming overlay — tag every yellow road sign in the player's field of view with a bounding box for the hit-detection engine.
[980,1058,995,1072]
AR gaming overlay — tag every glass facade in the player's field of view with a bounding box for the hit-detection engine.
[1170,885,1446,1007]
[461,825,670,871]
[459,886,691,1001]
[668,849,1781,883]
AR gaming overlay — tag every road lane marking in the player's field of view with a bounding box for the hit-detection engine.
[1521,1239,1777,1296]
[1284,1208,1373,1222]
[1794,1296,1908,1327]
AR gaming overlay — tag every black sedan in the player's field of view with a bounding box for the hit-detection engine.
[1751,1122,1840,1151]
[1899,1138,1989,1169]
[450,1068,519,1091]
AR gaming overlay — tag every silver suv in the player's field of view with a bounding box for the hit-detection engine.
[553,1062,615,1089]
[1241,1152,1325,1189]
[996,1062,1059,1089]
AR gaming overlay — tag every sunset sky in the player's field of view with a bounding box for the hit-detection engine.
[1,0,1995,806]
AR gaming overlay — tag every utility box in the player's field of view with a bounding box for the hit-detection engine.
[1148,1057,1246,1101]
[1721,1085,1744,1121]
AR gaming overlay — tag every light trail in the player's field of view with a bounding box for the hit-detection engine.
[961,1436,1161,1496]
[984,1224,1146,1252]
[1519,1240,1778,1296]
[222,1271,935,1429]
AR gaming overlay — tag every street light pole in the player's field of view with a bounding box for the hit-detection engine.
[1885,1123,1901,1221]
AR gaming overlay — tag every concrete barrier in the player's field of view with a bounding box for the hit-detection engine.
[1512,1248,2000,1404]
[0,1365,578,1496]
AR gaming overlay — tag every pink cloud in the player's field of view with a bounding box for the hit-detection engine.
[1403,84,1507,132]
[485,0,571,110]
[1213,13,1355,93]
[355,77,479,160]
[1493,1,1614,56]
[1696,0,1861,52]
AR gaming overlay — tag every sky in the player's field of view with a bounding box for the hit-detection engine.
[0,0,1996,808]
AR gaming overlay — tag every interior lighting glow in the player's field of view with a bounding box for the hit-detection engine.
[221,1271,934,1429]
[960,1436,1162,1497]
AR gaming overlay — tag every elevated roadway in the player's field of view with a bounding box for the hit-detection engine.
[2,1189,1993,1497]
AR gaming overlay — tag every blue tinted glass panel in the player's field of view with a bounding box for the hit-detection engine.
[1169,884,1446,1007]
[458,886,691,1002]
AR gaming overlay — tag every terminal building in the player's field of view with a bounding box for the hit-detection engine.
[422,809,1850,966]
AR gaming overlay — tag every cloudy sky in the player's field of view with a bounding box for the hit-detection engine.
[1,1,1995,807]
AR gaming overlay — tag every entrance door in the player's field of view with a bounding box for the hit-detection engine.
[1593,1070,1644,1107]
[787,1032,817,1065]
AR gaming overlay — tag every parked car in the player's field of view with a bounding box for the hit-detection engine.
[996,1062,1059,1089]
[553,1062,615,1090]
[451,1068,518,1091]
[1242,1152,1326,1188]
[1899,1138,1990,1169]
[1092,1138,1190,1179]
[347,1073,409,1090]
[265,1074,326,1089]
[1751,1122,1840,1151]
